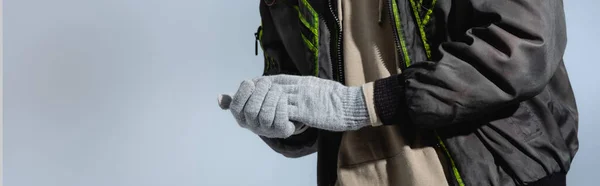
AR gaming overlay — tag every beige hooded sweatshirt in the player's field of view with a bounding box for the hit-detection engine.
[335,0,448,185]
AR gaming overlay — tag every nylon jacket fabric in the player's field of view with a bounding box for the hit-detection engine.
[254,0,577,185]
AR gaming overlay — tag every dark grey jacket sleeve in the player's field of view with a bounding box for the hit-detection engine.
[256,0,318,158]
[373,0,567,129]
[259,128,318,158]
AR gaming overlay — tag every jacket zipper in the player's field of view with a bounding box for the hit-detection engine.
[328,0,345,84]
[387,1,464,185]
[435,132,465,186]
[387,0,409,70]
[435,139,457,186]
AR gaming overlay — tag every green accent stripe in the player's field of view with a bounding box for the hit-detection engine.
[436,132,465,186]
[258,23,268,73]
[294,6,317,36]
[409,0,432,59]
[314,45,319,76]
[263,54,270,73]
[296,0,319,76]
[301,34,318,52]
[304,0,319,43]
[391,0,411,67]
[307,0,319,76]
[258,24,264,50]
[258,24,263,42]
[422,0,437,26]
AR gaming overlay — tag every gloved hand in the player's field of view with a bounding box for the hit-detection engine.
[218,75,370,138]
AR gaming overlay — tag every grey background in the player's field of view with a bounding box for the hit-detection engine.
[3,0,599,185]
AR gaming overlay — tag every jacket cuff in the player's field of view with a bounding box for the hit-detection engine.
[362,82,383,127]
[259,127,319,158]
[373,75,408,125]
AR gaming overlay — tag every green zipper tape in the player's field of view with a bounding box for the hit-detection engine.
[391,0,412,67]
[391,2,460,184]
[435,131,465,186]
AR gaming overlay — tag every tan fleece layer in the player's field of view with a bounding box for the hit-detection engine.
[336,0,448,185]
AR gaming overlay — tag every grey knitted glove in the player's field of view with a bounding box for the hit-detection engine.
[219,75,370,138]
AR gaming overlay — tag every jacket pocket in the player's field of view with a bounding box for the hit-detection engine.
[255,25,281,75]
[258,0,334,78]
[258,0,301,76]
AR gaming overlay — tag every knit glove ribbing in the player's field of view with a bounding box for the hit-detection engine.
[218,75,370,138]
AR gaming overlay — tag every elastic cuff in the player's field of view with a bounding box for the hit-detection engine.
[373,75,407,125]
[341,86,370,129]
[362,82,383,127]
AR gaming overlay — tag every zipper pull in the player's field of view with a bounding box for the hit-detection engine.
[255,32,259,56]
[254,26,263,56]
